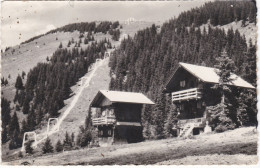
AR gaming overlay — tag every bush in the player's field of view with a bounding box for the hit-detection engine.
[18,151,23,158]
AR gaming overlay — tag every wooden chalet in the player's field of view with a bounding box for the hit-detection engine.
[90,90,154,146]
[164,62,254,137]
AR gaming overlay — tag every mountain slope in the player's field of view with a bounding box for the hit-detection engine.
[1,21,156,159]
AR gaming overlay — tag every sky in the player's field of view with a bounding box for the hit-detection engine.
[1,0,207,49]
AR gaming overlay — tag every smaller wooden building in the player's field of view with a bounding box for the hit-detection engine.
[90,90,154,146]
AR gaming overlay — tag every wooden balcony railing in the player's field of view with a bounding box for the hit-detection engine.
[172,88,202,102]
[92,116,116,126]
[178,117,206,128]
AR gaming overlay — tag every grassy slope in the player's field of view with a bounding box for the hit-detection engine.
[2,32,78,100]
[3,127,257,165]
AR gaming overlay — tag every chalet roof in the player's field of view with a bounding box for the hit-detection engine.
[178,62,254,89]
[91,90,155,107]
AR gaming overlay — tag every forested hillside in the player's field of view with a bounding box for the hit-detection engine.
[1,21,117,150]
[175,0,256,27]
[109,1,257,139]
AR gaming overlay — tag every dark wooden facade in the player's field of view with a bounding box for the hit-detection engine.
[165,66,220,136]
[165,62,254,137]
[90,91,154,146]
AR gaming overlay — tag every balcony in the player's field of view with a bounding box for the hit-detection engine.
[177,117,206,128]
[92,116,116,126]
[172,88,202,102]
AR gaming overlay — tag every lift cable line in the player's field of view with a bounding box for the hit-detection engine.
[20,51,112,152]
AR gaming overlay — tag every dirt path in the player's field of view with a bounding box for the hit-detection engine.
[33,57,108,146]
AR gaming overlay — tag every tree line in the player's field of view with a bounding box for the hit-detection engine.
[21,21,120,45]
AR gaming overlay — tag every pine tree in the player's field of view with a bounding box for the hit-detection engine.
[16,104,21,111]
[22,96,30,114]
[27,110,36,131]
[22,71,26,79]
[67,40,71,47]
[55,139,63,152]
[79,33,84,38]
[9,112,20,136]
[25,140,34,154]
[242,39,256,86]
[76,126,93,147]
[1,77,5,86]
[9,129,22,149]
[42,137,54,154]
[71,132,75,146]
[210,49,237,132]
[4,78,8,86]
[142,121,151,139]
[84,38,88,44]
[63,131,72,150]
[1,97,11,126]
[36,107,43,125]
[237,89,257,126]
[151,92,166,139]
[59,42,63,48]
[1,124,9,144]
[163,104,178,138]
[15,74,24,90]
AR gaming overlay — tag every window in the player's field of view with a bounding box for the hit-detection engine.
[108,130,112,136]
[180,80,186,87]
[109,109,114,116]
[102,110,106,117]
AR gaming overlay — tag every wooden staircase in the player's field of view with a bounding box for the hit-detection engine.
[179,123,195,137]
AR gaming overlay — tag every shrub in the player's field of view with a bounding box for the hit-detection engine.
[18,151,23,158]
